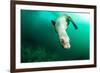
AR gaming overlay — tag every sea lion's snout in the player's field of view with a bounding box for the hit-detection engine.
[61,38,70,49]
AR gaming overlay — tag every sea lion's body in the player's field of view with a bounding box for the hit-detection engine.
[54,15,70,48]
[52,15,78,49]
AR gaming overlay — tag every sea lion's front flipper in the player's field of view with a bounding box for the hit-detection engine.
[51,20,57,32]
[51,20,55,26]
[70,18,78,29]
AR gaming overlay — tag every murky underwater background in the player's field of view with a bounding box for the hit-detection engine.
[21,10,90,63]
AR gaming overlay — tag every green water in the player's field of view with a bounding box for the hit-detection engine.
[21,10,90,63]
